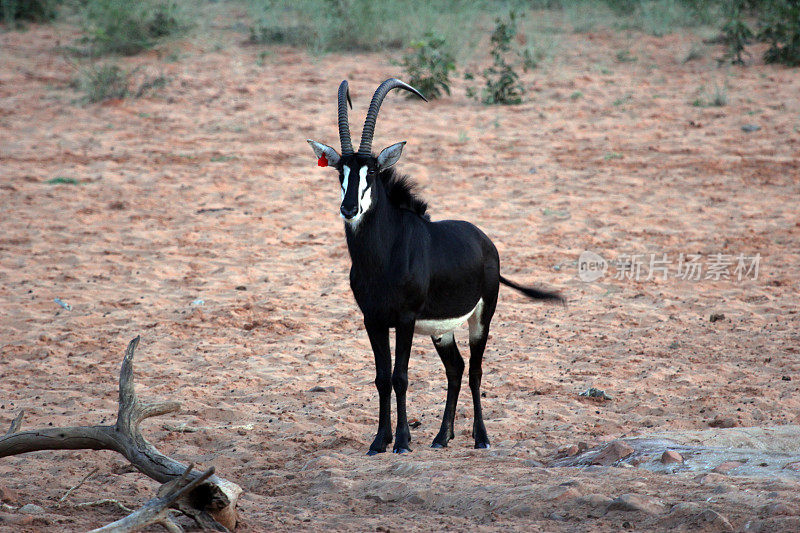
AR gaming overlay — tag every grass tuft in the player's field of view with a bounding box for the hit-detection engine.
[80,0,185,56]
[77,63,169,103]
[46,177,79,185]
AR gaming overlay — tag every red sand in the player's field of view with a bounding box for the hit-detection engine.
[1,18,799,532]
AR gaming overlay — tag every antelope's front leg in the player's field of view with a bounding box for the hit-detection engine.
[392,321,415,453]
[365,320,392,456]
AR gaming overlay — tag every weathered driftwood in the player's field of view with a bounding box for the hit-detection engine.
[0,336,242,531]
[89,464,213,533]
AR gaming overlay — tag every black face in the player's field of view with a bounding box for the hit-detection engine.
[338,153,377,221]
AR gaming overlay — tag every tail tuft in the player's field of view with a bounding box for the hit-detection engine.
[499,275,565,305]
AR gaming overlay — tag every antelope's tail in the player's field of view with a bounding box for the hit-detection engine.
[499,274,565,305]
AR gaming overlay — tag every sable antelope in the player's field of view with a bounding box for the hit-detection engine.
[307,78,563,455]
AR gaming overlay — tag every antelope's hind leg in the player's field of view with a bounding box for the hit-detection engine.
[468,300,494,449]
[431,332,464,448]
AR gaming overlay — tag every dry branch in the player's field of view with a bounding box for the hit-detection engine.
[0,336,242,531]
[89,464,214,533]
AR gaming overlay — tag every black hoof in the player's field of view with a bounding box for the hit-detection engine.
[474,442,490,449]
[430,442,446,449]
[393,447,411,454]
[366,449,384,456]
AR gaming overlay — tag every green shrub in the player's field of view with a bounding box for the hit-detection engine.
[720,0,753,64]
[1,0,59,24]
[246,0,479,56]
[467,12,530,105]
[78,62,168,103]
[759,0,800,66]
[81,0,184,56]
[400,33,455,100]
[79,63,130,102]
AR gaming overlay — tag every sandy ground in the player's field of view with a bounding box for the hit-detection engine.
[1,12,800,533]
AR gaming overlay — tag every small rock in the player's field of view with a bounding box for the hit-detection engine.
[759,503,797,517]
[308,386,334,393]
[694,472,727,485]
[712,483,735,494]
[699,509,734,531]
[542,485,580,503]
[712,461,745,474]
[18,504,45,515]
[661,450,684,464]
[556,444,580,458]
[522,459,545,468]
[709,313,725,322]
[0,485,19,505]
[607,494,665,515]
[579,387,612,400]
[783,461,800,471]
[741,124,761,132]
[669,502,702,516]
[782,375,791,381]
[509,503,534,517]
[235,285,247,291]
[576,494,614,518]
[709,415,737,428]
[592,440,634,466]
[408,418,421,429]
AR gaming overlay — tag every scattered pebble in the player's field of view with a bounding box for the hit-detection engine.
[308,386,334,393]
[53,298,71,311]
[709,313,725,322]
[741,124,761,132]
[191,298,204,306]
[235,285,247,291]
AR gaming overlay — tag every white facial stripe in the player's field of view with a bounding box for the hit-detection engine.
[342,166,373,229]
[341,165,350,200]
[358,166,370,208]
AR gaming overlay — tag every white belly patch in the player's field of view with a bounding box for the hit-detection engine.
[415,298,483,337]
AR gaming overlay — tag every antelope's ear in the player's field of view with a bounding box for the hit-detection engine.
[376,141,406,170]
[307,140,340,167]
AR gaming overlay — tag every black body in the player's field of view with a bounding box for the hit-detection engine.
[308,79,563,455]
[340,157,562,454]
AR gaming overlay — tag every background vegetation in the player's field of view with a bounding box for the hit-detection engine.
[2,0,798,104]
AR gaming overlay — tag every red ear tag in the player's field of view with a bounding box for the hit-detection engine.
[317,154,328,167]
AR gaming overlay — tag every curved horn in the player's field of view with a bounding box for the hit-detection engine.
[358,78,427,156]
[338,80,354,154]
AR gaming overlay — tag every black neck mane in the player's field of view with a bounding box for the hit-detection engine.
[378,167,429,221]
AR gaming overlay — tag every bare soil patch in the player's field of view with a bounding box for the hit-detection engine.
[1,21,799,532]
